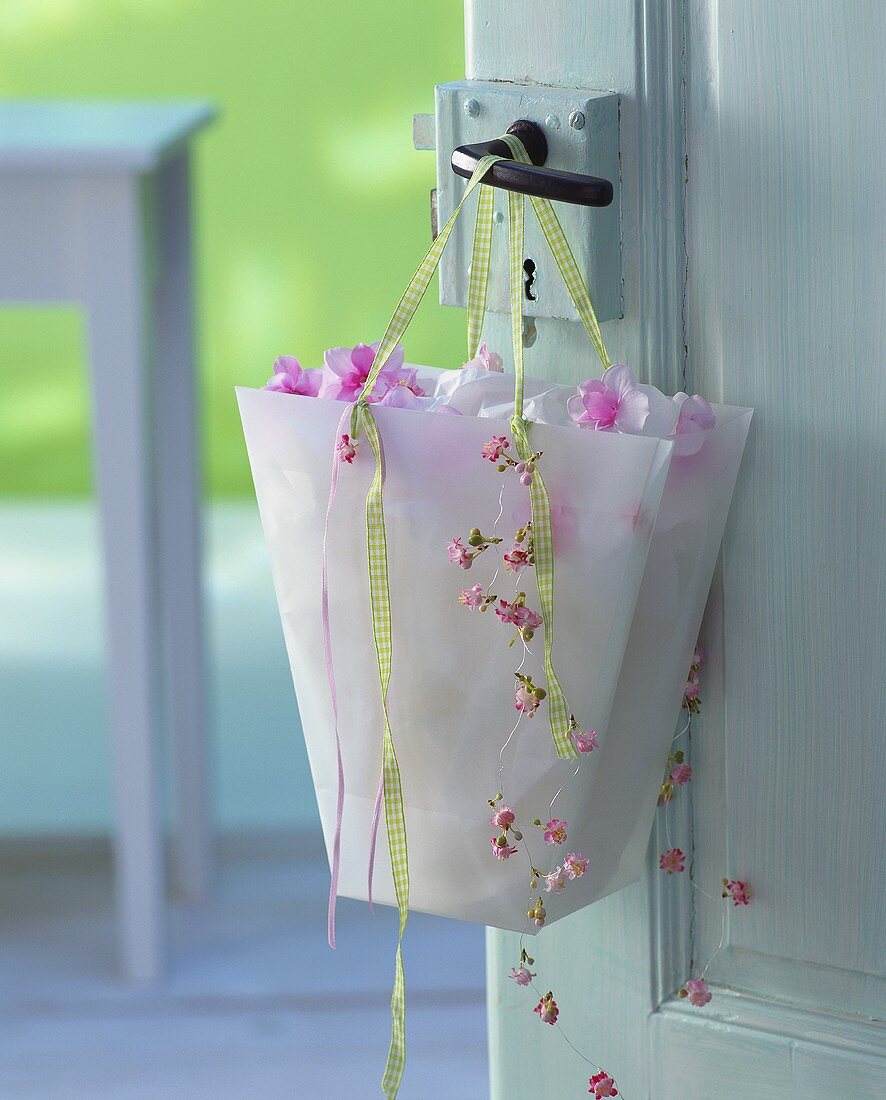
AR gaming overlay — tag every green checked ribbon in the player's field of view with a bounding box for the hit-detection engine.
[496,131,612,758]
[350,153,499,1099]
[357,405,409,1098]
[344,136,613,1094]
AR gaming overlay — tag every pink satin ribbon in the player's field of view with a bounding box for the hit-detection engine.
[321,407,352,949]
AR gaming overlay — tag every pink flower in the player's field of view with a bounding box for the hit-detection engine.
[503,546,531,574]
[693,643,706,668]
[490,837,518,860]
[496,599,543,631]
[544,866,568,893]
[514,682,541,717]
[509,965,535,986]
[659,848,686,875]
[265,355,322,396]
[671,763,692,785]
[684,680,700,700]
[459,584,485,609]
[482,435,510,462]
[335,434,357,464]
[673,393,717,455]
[563,852,589,879]
[571,728,599,754]
[723,879,751,906]
[567,364,650,433]
[543,819,568,845]
[534,993,559,1025]
[490,805,516,829]
[465,342,504,372]
[447,538,473,569]
[375,378,428,409]
[319,341,406,402]
[683,978,712,1007]
[589,1071,619,1098]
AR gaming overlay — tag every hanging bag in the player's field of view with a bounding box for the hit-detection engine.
[238,138,751,1095]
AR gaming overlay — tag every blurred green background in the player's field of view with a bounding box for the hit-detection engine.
[0,0,465,497]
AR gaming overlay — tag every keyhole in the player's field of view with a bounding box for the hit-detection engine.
[523,258,537,301]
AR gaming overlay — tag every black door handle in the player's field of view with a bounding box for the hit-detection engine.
[450,119,613,208]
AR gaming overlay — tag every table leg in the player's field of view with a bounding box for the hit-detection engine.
[152,152,213,903]
[82,176,166,982]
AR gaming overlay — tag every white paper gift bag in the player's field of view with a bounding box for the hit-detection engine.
[238,372,674,930]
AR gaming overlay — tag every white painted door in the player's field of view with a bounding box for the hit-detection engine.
[469,2,886,1097]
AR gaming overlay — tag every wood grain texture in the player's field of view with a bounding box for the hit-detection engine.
[478,0,886,1095]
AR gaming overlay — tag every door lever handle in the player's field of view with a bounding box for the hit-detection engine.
[450,119,613,208]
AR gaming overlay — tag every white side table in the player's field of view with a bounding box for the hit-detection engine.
[0,102,216,981]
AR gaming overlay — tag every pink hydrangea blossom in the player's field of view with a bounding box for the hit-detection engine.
[544,866,568,892]
[319,341,407,402]
[335,434,357,464]
[671,763,692,785]
[589,1071,619,1098]
[482,434,510,462]
[659,848,686,875]
[265,355,322,396]
[673,393,717,456]
[490,805,516,829]
[465,342,504,372]
[563,852,589,879]
[509,965,536,985]
[571,728,599,754]
[503,546,531,574]
[543,819,568,845]
[567,364,651,433]
[684,978,712,1007]
[495,599,543,631]
[447,538,473,569]
[534,993,559,1025]
[723,879,751,906]
[490,837,518,860]
[514,682,541,717]
[459,584,485,609]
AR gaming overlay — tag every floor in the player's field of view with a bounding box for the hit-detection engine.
[0,848,488,1099]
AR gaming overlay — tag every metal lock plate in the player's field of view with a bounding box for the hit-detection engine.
[434,80,621,323]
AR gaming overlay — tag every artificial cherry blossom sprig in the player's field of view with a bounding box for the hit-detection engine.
[507,968,622,1096]
[498,593,544,646]
[657,641,753,1010]
[514,671,546,716]
[481,434,542,486]
[504,523,534,574]
[447,528,503,570]
[682,643,705,714]
[657,748,691,806]
[466,430,616,1092]
[489,795,523,861]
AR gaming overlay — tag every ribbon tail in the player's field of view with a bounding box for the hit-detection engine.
[321,407,353,949]
[361,406,410,1098]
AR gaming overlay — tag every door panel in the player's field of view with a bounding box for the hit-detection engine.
[473,1,886,1095]
[688,0,886,1024]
